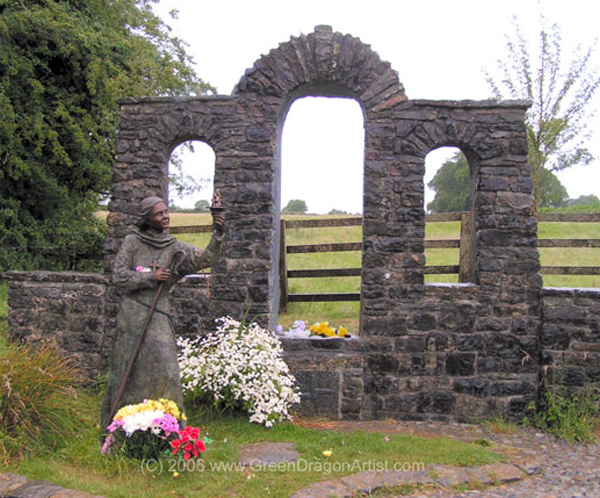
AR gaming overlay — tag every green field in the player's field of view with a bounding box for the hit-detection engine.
[100,212,600,333]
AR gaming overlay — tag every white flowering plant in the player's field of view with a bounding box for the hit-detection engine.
[177,316,301,427]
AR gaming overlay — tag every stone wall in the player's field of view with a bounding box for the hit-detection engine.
[3,273,599,421]
[3,271,109,381]
[541,287,600,392]
[282,336,364,420]
[2,271,210,382]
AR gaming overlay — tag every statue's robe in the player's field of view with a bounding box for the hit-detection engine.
[100,227,222,428]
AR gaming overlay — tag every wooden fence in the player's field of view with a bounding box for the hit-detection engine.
[170,213,600,310]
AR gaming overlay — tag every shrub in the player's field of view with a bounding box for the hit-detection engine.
[0,213,107,273]
[177,317,301,427]
[0,333,94,462]
[524,379,600,442]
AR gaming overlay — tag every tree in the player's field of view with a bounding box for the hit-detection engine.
[427,152,470,213]
[484,14,600,216]
[538,169,568,208]
[194,199,210,212]
[427,151,567,212]
[0,0,213,271]
[282,199,308,214]
[168,140,213,204]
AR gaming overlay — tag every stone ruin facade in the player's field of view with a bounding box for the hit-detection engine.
[4,26,600,422]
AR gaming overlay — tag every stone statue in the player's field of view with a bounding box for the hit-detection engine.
[100,196,224,428]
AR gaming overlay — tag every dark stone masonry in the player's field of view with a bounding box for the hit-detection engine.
[3,26,599,421]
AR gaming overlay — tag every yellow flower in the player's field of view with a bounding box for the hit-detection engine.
[158,398,183,419]
[112,398,184,422]
[172,472,179,478]
[317,322,334,336]
[322,449,332,457]
[337,327,349,337]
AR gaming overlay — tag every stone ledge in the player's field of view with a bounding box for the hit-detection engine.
[1,271,108,285]
[542,286,600,298]
[404,99,531,109]
[118,95,234,105]
[281,336,363,352]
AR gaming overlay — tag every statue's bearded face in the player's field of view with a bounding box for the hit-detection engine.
[148,202,170,231]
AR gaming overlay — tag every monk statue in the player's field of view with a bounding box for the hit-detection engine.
[100,195,225,428]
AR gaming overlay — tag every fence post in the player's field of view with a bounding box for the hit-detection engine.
[458,211,471,283]
[279,219,288,312]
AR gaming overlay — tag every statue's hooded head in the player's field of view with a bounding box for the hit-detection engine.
[137,196,166,230]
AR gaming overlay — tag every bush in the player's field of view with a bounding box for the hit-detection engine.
[0,206,106,272]
[0,330,94,462]
[177,317,301,427]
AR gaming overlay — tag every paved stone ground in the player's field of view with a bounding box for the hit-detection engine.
[2,420,598,498]
[313,419,600,498]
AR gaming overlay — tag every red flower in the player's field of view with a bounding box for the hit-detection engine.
[171,425,206,460]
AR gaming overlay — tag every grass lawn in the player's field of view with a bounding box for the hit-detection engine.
[5,401,502,498]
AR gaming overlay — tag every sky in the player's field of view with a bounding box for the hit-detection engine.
[153,0,600,214]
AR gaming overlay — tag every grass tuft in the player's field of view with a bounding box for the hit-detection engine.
[0,302,96,463]
[524,380,600,443]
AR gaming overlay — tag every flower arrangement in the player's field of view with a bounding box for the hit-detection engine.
[101,398,208,461]
[177,316,301,427]
[309,322,351,338]
[276,320,352,339]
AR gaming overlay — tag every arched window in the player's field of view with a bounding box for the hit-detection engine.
[167,140,216,251]
[424,146,472,284]
[278,96,364,334]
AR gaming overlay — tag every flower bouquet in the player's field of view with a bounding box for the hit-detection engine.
[101,398,208,461]
[309,321,351,338]
[277,320,352,339]
[276,320,352,339]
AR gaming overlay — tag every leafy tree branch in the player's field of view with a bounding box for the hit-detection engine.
[484,13,600,216]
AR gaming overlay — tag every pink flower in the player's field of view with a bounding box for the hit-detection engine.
[135,266,144,272]
[106,418,124,433]
[101,433,115,454]
[158,414,180,437]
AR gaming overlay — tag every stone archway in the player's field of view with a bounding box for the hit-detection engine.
[107,25,411,329]
[106,25,541,421]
